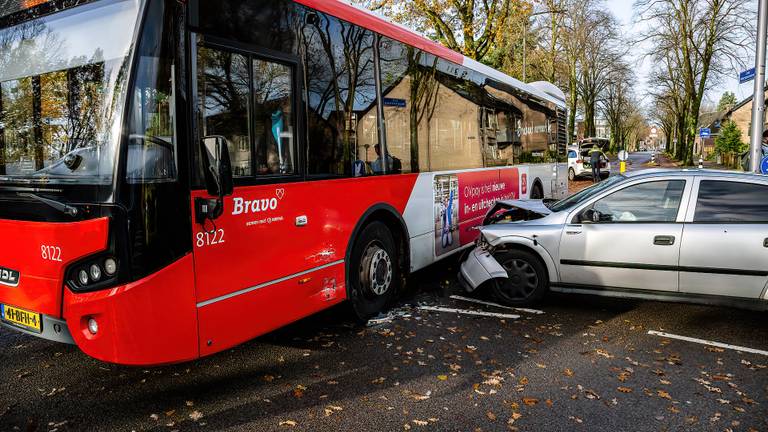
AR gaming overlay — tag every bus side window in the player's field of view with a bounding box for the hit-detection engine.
[252,59,296,176]
[301,9,378,178]
[196,47,251,178]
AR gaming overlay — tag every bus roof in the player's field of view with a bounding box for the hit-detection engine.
[294,0,567,110]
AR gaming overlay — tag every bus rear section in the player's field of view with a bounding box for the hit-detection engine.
[0,0,568,366]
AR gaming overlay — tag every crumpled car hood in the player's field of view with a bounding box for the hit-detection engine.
[494,199,552,216]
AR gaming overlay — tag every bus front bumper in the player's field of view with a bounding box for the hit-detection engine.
[1,314,74,345]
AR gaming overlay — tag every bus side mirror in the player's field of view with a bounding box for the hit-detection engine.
[196,136,234,227]
[201,136,234,198]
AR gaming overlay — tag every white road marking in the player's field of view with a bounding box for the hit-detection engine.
[418,306,520,320]
[449,295,545,315]
[647,330,768,357]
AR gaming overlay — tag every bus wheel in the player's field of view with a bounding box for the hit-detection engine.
[530,182,544,199]
[348,221,399,322]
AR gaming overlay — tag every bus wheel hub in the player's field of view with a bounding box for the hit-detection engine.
[367,247,392,296]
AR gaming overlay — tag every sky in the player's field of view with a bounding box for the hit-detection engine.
[607,0,758,109]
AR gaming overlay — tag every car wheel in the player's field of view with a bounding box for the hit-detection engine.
[348,221,399,322]
[568,168,576,181]
[490,249,548,306]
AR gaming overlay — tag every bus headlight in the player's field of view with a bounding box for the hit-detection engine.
[66,256,120,293]
[104,258,117,276]
[78,270,89,285]
[89,264,102,282]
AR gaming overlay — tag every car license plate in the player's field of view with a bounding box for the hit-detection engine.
[1,304,42,333]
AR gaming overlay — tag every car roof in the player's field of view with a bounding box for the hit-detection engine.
[622,168,768,181]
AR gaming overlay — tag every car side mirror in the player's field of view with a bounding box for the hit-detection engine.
[579,208,601,224]
[196,136,234,226]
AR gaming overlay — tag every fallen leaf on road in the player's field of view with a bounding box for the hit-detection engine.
[293,385,306,398]
[413,419,428,426]
[563,368,574,377]
[658,390,672,400]
[522,398,538,406]
[617,387,633,393]
[486,411,497,421]
[279,420,297,427]
[189,411,203,421]
[437,375,448,381]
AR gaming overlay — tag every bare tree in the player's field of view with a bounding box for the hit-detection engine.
[637,0,754,165]
[359,0,518,61]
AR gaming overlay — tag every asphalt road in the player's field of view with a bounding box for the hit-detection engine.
[1,256,766,432]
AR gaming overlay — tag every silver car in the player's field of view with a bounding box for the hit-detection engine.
[459,170,768,310]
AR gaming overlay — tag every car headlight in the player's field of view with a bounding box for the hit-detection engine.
[476,233,491,251]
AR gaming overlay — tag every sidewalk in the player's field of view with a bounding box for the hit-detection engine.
[646,154,735,170]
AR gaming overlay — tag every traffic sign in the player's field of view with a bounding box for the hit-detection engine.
[740,68,756,84]
[760,155,768,175]
[618,150,629,161]
[700,128,711,138]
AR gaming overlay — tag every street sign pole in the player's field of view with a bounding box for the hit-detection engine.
[750,0,768,173]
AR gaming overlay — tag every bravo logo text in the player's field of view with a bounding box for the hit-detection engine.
[232,188,285,216]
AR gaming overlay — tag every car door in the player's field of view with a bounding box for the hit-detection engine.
[559,178,690,292]
[679,177,768,298]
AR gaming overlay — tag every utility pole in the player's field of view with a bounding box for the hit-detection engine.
[749,0,768,173]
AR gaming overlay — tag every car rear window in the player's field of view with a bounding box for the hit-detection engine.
[694,180,768,223]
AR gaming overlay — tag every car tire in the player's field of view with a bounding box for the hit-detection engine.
[568,168,576,181]
[490,249,548,306]
[348,221,399,322]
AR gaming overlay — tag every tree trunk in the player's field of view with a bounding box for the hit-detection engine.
[567,64,578,143]
[32,75,44,171]
[409,80,420,173]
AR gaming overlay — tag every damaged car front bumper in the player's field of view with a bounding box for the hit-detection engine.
[459,247,508,292]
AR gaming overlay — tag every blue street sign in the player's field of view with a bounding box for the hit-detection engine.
[740,68,756,84]
[383,98,407,108]
[700,128,711,138]
[761,156,768,175]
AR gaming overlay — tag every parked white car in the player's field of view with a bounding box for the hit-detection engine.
[459,170,768,310]
[567,145,611,181]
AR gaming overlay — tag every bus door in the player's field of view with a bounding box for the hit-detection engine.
[189,39,344,355]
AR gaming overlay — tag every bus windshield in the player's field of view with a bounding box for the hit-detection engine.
[0,0,140,186]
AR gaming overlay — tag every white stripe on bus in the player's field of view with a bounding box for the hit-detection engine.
[196,260,345,308]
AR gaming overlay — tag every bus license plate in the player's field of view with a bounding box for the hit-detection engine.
[1,304,42,333]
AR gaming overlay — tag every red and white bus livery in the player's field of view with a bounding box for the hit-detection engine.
[0,0,568,365]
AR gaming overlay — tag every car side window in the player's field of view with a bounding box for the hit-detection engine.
[591,180,685,223]
[694,180,768,222]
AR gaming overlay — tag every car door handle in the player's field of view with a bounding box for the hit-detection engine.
[654,235,675,246]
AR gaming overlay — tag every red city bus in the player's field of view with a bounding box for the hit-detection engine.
[0,0,568,365]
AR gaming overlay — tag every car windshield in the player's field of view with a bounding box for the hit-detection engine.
[0,0,140,185]
[548,174,627,212]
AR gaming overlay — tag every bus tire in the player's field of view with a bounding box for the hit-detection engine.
[490,249,548,306]
[348,221,399,322]
[530,181,544,199]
